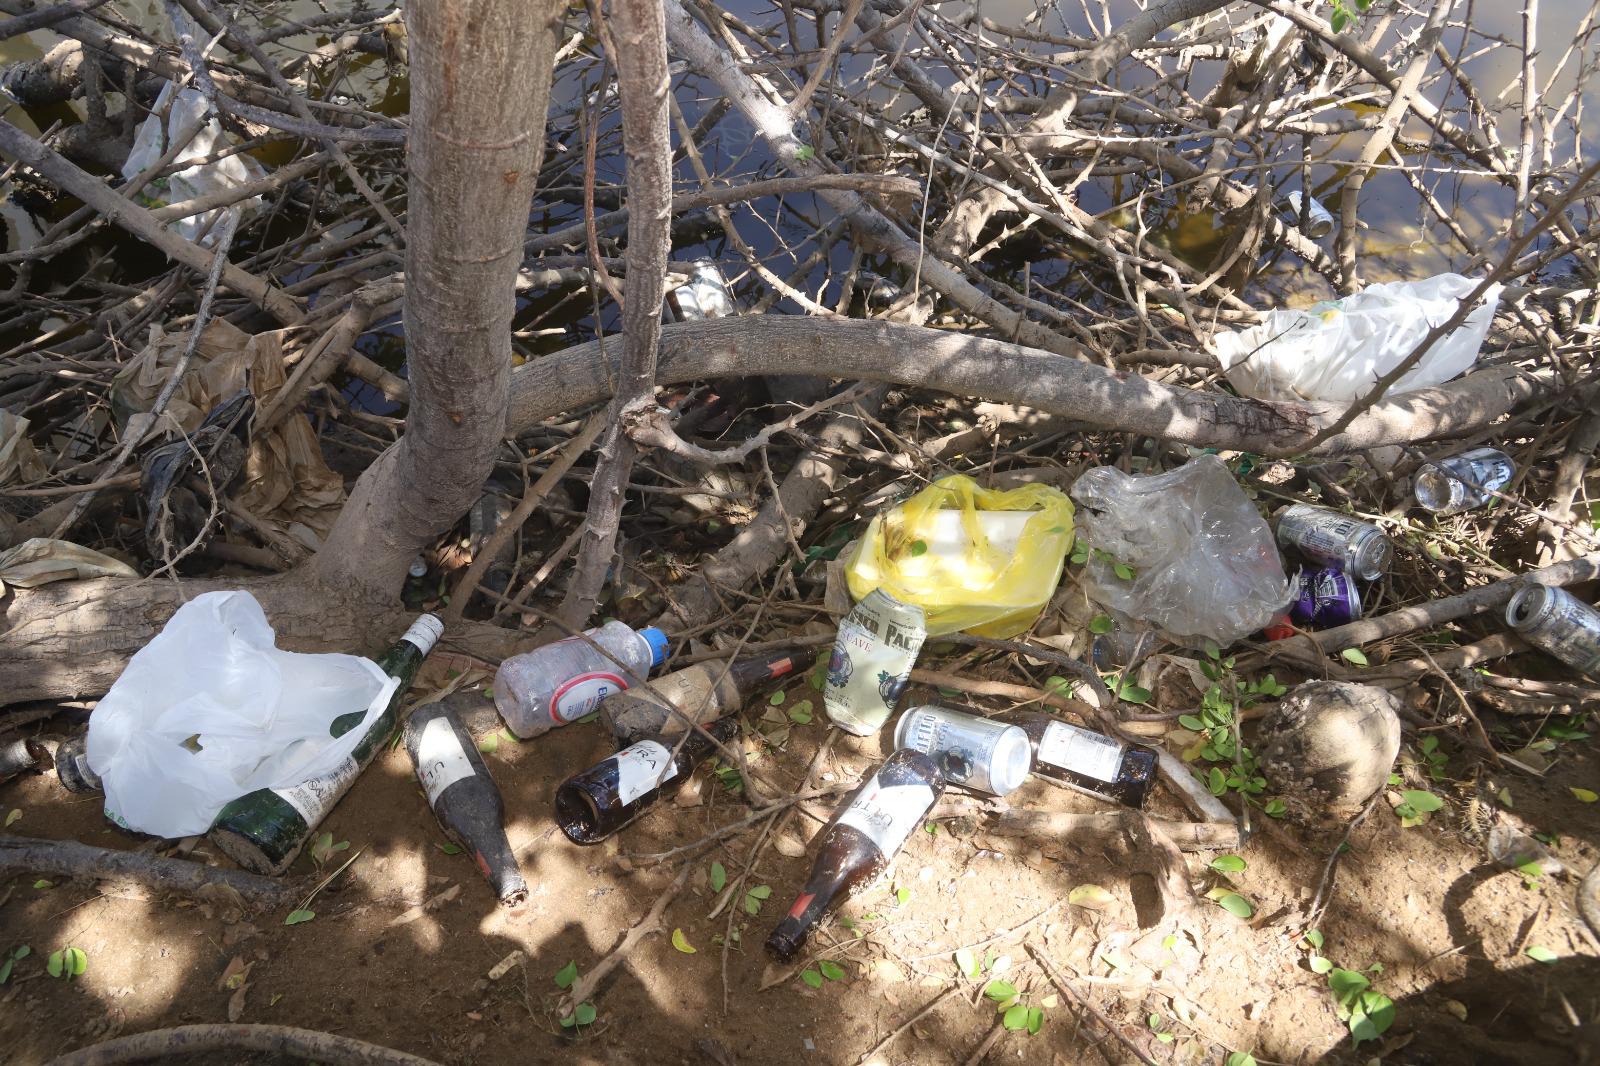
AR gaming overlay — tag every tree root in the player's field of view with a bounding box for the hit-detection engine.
[0,835,304,908]
[43,1024,444,1066]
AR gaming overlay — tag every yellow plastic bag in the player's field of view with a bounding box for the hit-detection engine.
[843,475,1074,637]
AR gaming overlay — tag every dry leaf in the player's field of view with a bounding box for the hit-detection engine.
[217,956,253,991]
[226,984,248,1022]
[774,833,808,858]
[1068,884,1117,911]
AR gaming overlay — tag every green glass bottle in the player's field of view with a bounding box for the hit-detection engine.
[209,614,444,875]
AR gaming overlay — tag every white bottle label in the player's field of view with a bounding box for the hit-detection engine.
[614,739,678,805]
[416,716,476,805]
[551,671,629,724]
[401,614,444,656]
[277,755,361,825]
[1038,721,1122,782]
[836,781,934,855]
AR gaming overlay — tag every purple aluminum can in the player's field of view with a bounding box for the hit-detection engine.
[1288,567,1361,628]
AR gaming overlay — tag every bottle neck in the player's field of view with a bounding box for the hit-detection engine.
[680,715,740,762]
[768,868,843,960]
[727,649,801,693]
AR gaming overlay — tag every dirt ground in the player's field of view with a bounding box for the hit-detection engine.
[3,651,1600,1066]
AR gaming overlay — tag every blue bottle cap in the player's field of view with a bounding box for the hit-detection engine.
[639,626,670,668]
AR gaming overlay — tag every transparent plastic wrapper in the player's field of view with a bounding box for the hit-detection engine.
[1070,455,1290,647]
[121,83,267,245]
[86,590,393,838]
[1211,273,1501,403]
[842,475,1073,637]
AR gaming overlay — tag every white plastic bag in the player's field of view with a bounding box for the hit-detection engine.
[1212,273,1501,403]
[87,591,393,838]
[1071,455,1290,647]
[121,83,267,245]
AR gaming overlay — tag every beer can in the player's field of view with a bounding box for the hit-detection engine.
[1282,190,1334,238]
[1288,567,1362,628]
[1414,447,1516,515]
[892,705,1032,797]
[1277,504,1391,582]
[1505,584,1600,677]
[669,259,737,321]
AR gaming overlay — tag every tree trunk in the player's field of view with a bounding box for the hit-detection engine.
[307,0,565,598]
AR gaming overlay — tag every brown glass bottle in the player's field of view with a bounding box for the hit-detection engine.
[403,701,528,907]
[996,710,1157,808]
[766,750,945,962]
[601,649,799,743]
[556,716,741,844]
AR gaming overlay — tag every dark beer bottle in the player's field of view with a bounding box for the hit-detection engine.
[997,710,1157,808]
[766,750,944,962]
[556,716,741,844]
[209,615,443,874]
[404,701,527,907]
[600,649,799,743]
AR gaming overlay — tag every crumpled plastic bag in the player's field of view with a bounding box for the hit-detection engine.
[844,474,1074,637]
[0,537,137,591]
[122,82,267,245]
[1070,455,1289,647]
[0,409,47,486]
[87,590,394,838]
[1212,273,1501,403]
[111,319,345,546]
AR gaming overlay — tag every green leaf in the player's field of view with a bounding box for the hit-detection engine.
[574,1002,597,1026]
[908,540,928,557]
[769,689,786,706]
[1305,929,1325,950]
[284,909,315,926]
[1570,787,1598,803]
[1224,1054,1259,1066]
[1002,1004,1030,1031]
[1330,8,1349,32]
[1349,990,1394,1046]
[1113,562,1135,581]
[1216,893,1254,918]
[436,842,463,855]
[1310,955,1334,974]
[1208,767,1228,796]
[1117,680,1153,705]
[1027,1006,1043,1034]
[800,968,823,989]
[62,947,86,978]
[894,886,910,906]
[671,928,696,954]
[1402,789,1444,813]
[1340,648,1369,667]
[1089,615,1114,635]
[819,960,845,981]
[925,822,938,835]
[1526,945,1558,963]
[1263,798,1287,817]
[984,979,1018,1001]
[710,862,727,893]
[32,880,51,889]
[1179,714,1207,731]
[1067,884,1116,910]
[788,704,813,724]
[478,733,499,755]
[0,960,11,985]
[47,951,62,978]
[554,960,578,989]
[3,809,18,827]
[955,947,979,977]
[1209,855,1247,873]
[1327,968,1370,1007]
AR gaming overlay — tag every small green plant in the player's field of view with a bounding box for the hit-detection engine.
[283,909,315,926]
[743,885,772,915]
[1146,1013,1175,1044]
[1179,651,1286,806]
[1301,931,1394,1047]
[984,979,1045,1035]
[710,862,727,893]
[46,946,87,980]
[309,832,350,867]
[554,960,579,989]
[560,1002,597,1029]
[1393,789,1445,828]
[0,945,29,984]
[1414,736,1449,782]
[1329,0,1373,33]
[711,764,743,794]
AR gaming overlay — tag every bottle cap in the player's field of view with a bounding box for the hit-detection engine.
[639,627,670,668]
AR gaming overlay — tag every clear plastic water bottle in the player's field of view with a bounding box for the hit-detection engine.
[493,622,669,738]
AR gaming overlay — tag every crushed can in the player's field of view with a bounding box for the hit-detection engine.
[1506,584,1600,677]
[1414,447,1515,515]
[669,259,737,321]
[1288,567,1361,628]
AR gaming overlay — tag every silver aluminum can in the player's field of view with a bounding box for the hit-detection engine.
[1506,584,1600,677]
[1276,504,1392,582]
[1283,191,1334,238]
[893,705,1032,797]
[1414,447,1516,515]
[670,259,737,320]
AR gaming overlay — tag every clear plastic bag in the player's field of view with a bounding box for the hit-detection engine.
[843,475,1073,637]
[86,590,393,837]
[1070,456,1289,647]
[1211,273,1501,403]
